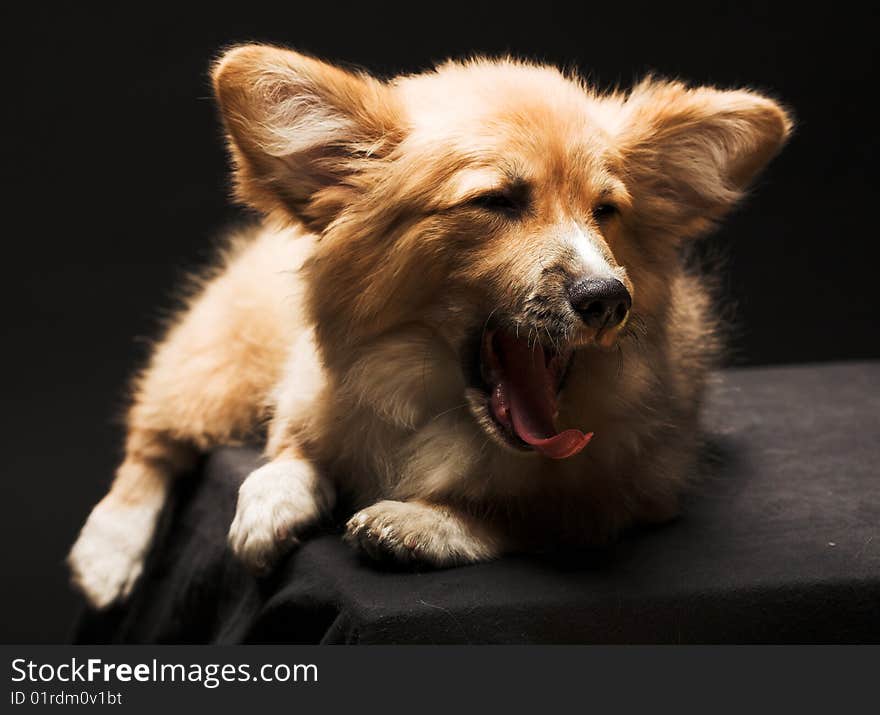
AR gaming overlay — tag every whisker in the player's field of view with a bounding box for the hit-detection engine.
[427,403,468,424]
[480,307,499,344]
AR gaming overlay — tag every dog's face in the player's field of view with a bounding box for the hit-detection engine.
[214,46,790,457]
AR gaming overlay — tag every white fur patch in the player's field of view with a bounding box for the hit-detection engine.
[228,458,333,572]
[568,222,616,279]
[68,495,164,610]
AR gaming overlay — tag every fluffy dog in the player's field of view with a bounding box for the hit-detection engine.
[69,45,791,608]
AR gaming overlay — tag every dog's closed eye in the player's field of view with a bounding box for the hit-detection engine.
[468,183,530,218]
[592,203,619,221]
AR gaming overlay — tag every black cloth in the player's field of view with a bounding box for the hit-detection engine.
[74,362,880,643]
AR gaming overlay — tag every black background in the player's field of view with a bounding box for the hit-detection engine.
[1,3,877,642]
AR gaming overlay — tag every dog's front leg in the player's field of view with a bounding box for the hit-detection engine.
[228,333,334,572]
[345,500,504,566]
[342,411,511,566]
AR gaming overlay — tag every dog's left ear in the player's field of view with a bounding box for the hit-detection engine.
[617,79,793,239]
[212,44,402,231]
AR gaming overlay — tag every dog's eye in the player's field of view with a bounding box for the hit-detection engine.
[470,190,526,216]
[592,203,619,221]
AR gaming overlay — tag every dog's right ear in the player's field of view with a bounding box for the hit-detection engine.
[212,45,401,231]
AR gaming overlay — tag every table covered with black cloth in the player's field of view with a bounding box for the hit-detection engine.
[73,361,880,643]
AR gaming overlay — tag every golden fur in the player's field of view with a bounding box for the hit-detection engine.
[69,45,791,608]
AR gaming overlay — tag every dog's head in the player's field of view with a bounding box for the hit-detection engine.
[213,45,791,458]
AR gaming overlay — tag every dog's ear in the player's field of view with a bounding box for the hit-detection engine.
[617,79,792,239]
[212,45,401,231]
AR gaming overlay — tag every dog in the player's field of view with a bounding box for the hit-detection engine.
[68,45,791,609]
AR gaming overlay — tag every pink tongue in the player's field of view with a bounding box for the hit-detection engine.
[494,333,593,459]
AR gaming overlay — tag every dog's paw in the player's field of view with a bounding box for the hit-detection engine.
[68,499,160,610]
[345,500,497,567]
[228,458,333,573]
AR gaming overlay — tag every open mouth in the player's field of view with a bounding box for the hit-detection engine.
[468,327,593,459]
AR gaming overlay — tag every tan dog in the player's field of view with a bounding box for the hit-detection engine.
[68,45,791,609]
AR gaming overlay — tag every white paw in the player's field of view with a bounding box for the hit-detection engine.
[345,500,497,567]
[228,458,333,573]
[68,498,161,610]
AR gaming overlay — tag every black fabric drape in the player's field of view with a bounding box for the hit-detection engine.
[74,362,880,643]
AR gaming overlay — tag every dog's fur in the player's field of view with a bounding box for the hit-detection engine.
[68,46,791,609]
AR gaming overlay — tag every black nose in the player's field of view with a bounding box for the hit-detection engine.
[569,278,632,329]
